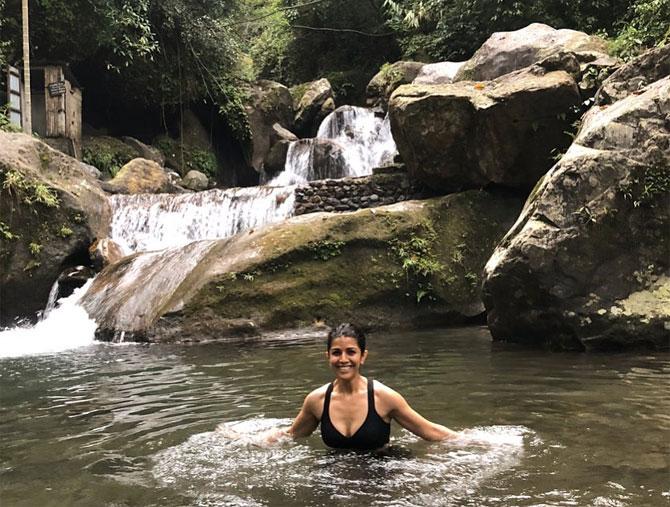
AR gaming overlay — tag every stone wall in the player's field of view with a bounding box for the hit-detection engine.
[293,165,424,215]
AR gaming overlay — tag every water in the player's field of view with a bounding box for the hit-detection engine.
[108,186,296,254]
[1,327,668,506]
[270,106,396,186]
[0,282,96,358]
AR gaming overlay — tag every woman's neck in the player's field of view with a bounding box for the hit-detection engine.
[334,374,366,394]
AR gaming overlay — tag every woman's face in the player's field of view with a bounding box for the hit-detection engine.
[327,335,367,380]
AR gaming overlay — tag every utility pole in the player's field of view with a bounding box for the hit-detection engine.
[22,0,32,134]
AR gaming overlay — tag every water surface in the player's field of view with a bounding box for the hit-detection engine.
[1,327,668,506]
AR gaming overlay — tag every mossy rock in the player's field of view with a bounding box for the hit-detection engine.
[82,135,139,179]
[152,135,218,178]
[0,132,110,324]
[83,191,522,342]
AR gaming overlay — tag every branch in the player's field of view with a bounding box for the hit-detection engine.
[291,24,395,37]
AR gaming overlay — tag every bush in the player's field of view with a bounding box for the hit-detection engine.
[610,0,670,59]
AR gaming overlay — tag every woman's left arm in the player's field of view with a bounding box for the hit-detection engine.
[388,391,460,441]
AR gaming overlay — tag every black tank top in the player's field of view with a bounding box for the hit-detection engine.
[320,378,391,450]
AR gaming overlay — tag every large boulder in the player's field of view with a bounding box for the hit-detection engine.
[82,135,138,179]
[483,76,670,351]
[595,44,670,105]
[81,191,522,342]
[101,158,177,194]
[413,61,466,85]
[389,65,581,192]
[244,80,294,172]
[454,23,611,82]
[293,79,336,138]
[366,61,425,110]
[121,136,165,166]
[0,132,111,324]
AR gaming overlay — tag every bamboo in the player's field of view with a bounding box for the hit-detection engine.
[22,0,32,134]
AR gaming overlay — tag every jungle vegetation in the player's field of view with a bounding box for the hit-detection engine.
[0,0,667,142]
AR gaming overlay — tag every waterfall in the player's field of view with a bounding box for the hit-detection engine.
[0,280,97,358]
[109,186,296,254]
[41,279,60,320]
[269,105,397,185]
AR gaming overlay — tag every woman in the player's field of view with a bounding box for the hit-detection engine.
[278,323,460,450]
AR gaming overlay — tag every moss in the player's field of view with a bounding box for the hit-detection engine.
[153,135,219,177]
[82,136,137,178]
[289,83,310,107]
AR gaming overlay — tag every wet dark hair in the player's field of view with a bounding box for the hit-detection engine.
[327,323,366,352]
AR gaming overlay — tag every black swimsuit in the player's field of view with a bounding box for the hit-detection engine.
[320,378,391,450]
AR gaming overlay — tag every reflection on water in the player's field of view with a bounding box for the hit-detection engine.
[0,327,668,506]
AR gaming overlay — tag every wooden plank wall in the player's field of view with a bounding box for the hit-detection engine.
[44,66,66,137]
[66,85,82,159]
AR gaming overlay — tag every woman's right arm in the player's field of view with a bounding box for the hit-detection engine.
[288,391,320,438]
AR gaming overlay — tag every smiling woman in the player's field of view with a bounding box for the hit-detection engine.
[275,323,460,450]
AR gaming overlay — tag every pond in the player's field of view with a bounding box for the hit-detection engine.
[1,327,668,506]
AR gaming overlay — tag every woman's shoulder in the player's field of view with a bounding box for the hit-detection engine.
[371,379,403,402]
[304,383,330,404]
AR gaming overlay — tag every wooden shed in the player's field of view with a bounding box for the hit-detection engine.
[4,63,83,159]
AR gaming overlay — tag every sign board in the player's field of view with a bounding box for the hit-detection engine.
[47,80,67,96]
[6,66,22,128]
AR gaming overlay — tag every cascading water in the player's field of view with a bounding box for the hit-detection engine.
[0,280,97,358]
[109,186,296,254]
[3,104,395,343]
[41,279,60,320]
[269,105,396,186]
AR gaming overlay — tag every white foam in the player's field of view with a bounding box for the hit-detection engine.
[151,421,536,504]
[0,280,97,358]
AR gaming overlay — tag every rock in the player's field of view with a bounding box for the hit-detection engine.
[0,132,111,324]
[121,136,165,166]
[152,134,218,178]
[271,123,298,143]
[182,170,209,191]
[454,23,610,82]
[366,61,425,110]
[82,135,138,179]
[244,80,294,172]
[482,77,670,351]
[89,238,125,270]
[413,61,466,85]
[55,265,96,300]
[101,158,177,194]
[389,65,581,192]
[79,162,102,180]
[81,190,522,342]
[264,140,292,176]
[293,79,335,137]
[595,44,670,105]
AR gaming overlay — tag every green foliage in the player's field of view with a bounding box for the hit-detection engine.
[609,0,670,59]
[1,168,60,207]
[389,223,444,303]
[57,225,73,238]
[0,220,19,240]
[0,105,21,133]
[307,239,345,261]
[28,242,42,256]
[383,0,636,61]
[240,0,293,82]
[82,148,125,178]
[620,165,670,208]
[153,136,220,177]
